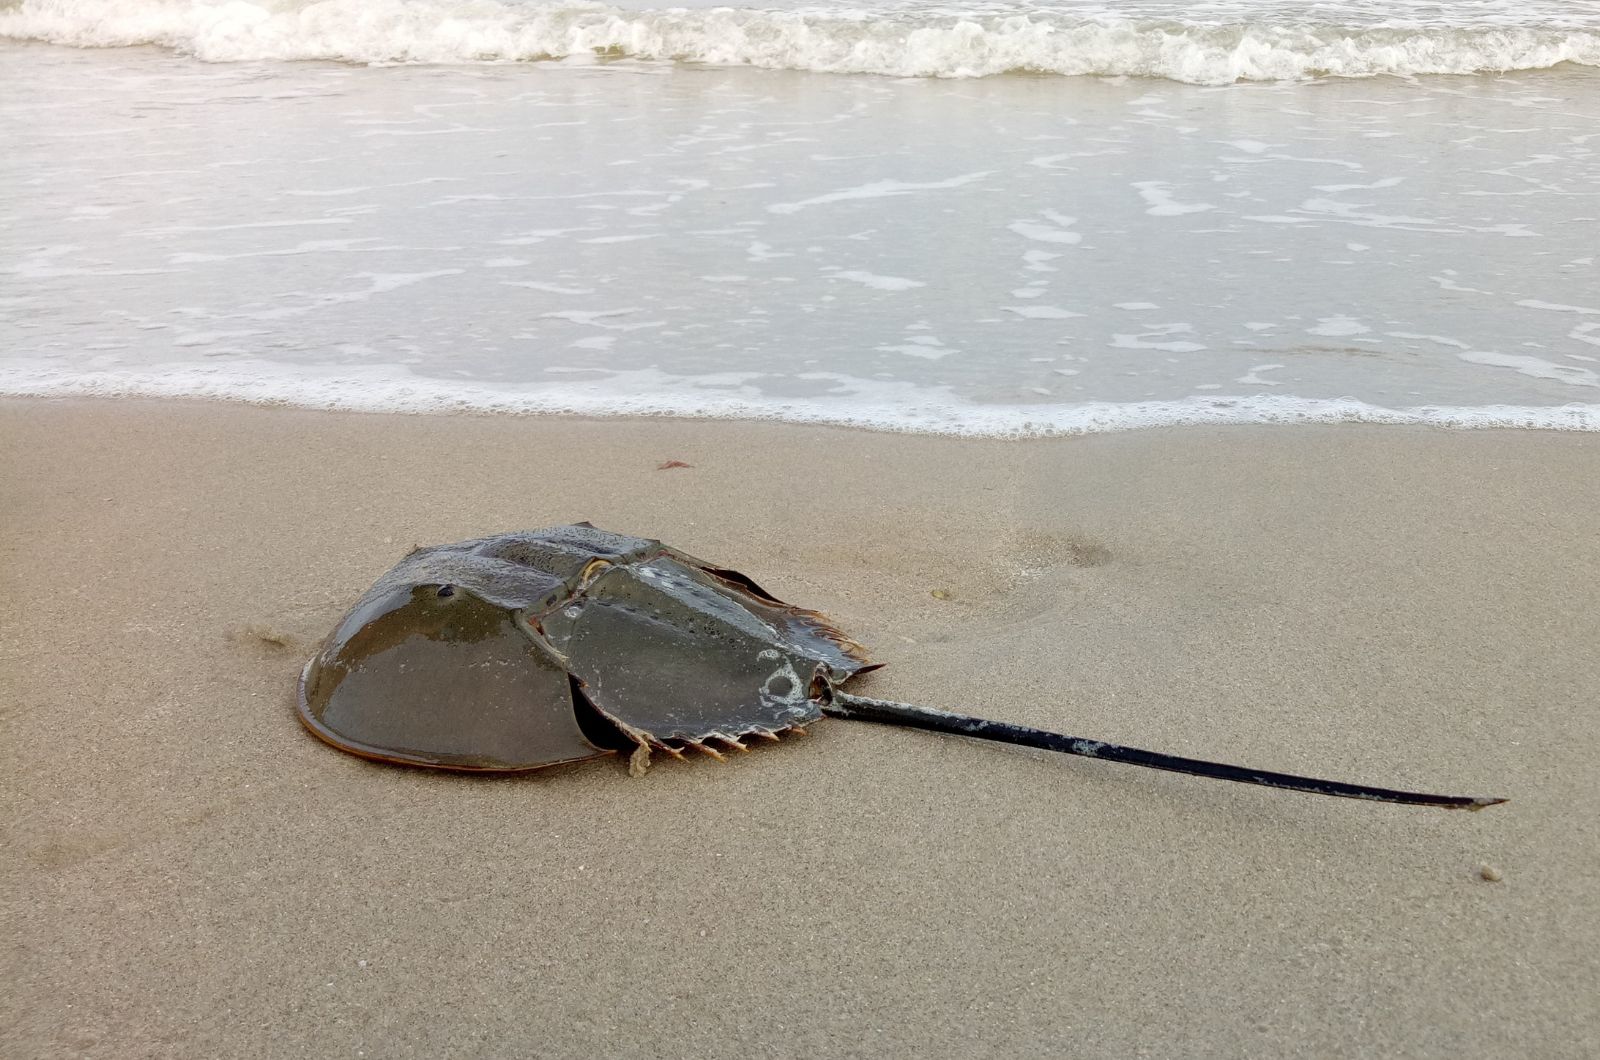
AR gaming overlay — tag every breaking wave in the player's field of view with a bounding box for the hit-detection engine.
[3,0,1599,84]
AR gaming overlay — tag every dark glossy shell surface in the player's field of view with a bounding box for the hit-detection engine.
[298,525,875,771]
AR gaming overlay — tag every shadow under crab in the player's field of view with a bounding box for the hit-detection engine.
[298,524,1504,810]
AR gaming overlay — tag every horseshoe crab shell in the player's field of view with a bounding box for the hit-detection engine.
[298,524,1504,810]
[297,523,877,773]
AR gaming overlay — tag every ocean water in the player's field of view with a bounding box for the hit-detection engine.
[3,0,1599,435]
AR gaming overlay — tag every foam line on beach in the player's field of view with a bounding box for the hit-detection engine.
[5,359,1597,436]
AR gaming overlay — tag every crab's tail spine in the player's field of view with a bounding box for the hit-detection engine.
[823,693,1505,810]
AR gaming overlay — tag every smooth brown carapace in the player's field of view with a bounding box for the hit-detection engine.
[298,524,1506,809]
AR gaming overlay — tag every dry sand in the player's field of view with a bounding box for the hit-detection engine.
[3,397,1597,1058]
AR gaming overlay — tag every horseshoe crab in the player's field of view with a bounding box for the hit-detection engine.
[297,524,1504,809]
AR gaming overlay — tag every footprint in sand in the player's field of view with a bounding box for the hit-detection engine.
[1009,529,1114,573]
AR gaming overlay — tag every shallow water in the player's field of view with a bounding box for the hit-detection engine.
[3,9,1599,434]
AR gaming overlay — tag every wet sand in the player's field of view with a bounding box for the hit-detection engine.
[3,397,1597,1058]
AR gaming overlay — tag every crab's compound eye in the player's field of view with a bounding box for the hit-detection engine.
[436,585,456,599]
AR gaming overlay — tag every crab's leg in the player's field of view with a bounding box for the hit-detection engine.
[824,693,1505,810]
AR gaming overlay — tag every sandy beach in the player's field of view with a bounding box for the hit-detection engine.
[3,397,1597,1057]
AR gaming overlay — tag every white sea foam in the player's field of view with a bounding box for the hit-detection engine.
[4,359,1597,437]
[769,174,990,214]
[4,0,1600,84]
[829,270,926,291]
[1132,182,1215,217]
[1458,351,1600,388]
[1008,214,1083,245]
